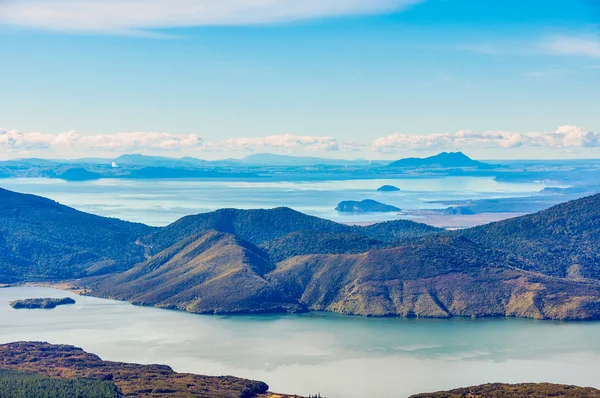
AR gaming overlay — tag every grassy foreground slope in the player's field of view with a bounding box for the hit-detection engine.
[411,383,600,397]
[0,342,274,398]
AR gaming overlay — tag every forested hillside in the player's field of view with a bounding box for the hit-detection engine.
[461,193,600,279]
[0,369,118,398]
[0,188,154,282]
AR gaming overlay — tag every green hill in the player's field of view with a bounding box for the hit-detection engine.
[141,206,439,255]
[0,187,154,282]
[461,193,600,279]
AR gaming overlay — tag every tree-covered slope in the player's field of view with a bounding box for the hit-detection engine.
[141,207,351,253]
[261,231,385,263]
[461,193,600,279]
[0,188,154,282]
[0,369,118,398]
[141,206,441,256]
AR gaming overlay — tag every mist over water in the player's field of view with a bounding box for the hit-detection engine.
[0,177,547,226]
[2,287,599,397]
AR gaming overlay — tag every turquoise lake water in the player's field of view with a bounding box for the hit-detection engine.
[2,287,599,397]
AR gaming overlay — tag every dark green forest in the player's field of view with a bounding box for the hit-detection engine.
[0,369,118,398]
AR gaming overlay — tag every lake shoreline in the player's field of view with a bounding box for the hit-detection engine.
[3,285,600,398]
[23,282,600,323]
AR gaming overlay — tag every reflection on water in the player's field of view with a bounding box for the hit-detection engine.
[1,287,599,397]
[0,177,547,226]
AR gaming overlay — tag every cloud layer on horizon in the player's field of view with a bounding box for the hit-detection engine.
[1,125,598,159]
[372,125,600,153]
[0,0,421,33]
[0,129,204,153]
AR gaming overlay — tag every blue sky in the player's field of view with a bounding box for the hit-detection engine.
[1,0,600,160]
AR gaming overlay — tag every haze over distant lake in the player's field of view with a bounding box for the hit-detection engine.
[0,177,548,226]
[2,287,599,398]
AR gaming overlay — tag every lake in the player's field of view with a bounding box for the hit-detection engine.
[0,177,547,226]
[2,287,599,398]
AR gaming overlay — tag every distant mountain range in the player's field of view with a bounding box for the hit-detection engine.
[388,151,492,168]
[2,187,600,320]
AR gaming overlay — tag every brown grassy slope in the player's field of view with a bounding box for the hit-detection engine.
[0,342,270,398]
[268,236,600,320]
[410,382,600,397]
[89,230,304,314]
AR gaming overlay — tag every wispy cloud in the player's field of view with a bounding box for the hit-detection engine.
[0,0,422,34]
[542,35,600,58]
[371,125,600,153]
[212,134,342,152]
[523,69,571,79]
[0,129,204,154]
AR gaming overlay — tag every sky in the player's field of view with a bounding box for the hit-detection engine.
[1,0,600,160]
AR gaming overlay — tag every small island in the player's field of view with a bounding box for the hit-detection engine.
[9,297,76,309]
[377,185,400,192]
[335,199,401,213]
[440,206,475,215]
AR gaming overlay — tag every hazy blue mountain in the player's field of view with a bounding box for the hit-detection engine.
[57,168,102,181]
[113,154,208,168]
[125,167,259,179]
[388,152,492,169]
[241,153,383,166]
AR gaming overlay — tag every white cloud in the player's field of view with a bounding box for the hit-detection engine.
[0,0,421,34]
[2,125,598,158]
[0,129,204,154]
[213,133,341,152]
[543,35,600,58]
[372,125,600,153]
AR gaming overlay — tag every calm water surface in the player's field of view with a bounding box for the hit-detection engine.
[0,177,547,225]
[2,287,599,397]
